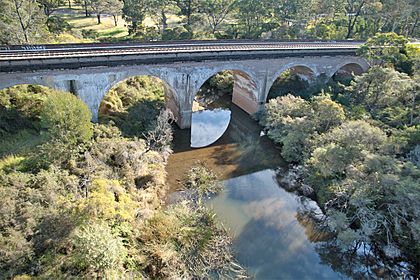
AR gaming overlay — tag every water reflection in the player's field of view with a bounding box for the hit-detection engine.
[191,109,231,148]
[209,170,346,279]
[166,101,349,278]
[166,104,285,191]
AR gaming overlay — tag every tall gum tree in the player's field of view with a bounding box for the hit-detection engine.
[0,0,48,43]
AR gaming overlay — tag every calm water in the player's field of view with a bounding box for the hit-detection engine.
[166,101,346,279]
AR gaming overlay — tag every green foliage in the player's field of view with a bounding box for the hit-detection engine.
[72,222,127,274]
[185,164,222,200]
[0,84,52,122]
[262,61,420,271]
[306,120,387,180]
[262,94,345,162]
[0,0,49,44]
[46,15,71,34]
[99,76,165,137]
[138,201,246,279]
[40,92,93,145]
[358,33,410,68]
[196,71,234,108]
[81,28,99,39]
[346,66,419,127]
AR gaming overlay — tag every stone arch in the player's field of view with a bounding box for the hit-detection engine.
[0,78,56,92]
[265,64,317,102]
[329,60,369,79]
[190,66,260,116]
[99,73,180,127]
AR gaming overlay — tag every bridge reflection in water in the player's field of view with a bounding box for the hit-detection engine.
[166,101,285,191]
[166,98,346,279]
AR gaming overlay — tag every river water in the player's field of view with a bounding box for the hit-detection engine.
[166,101,347,279]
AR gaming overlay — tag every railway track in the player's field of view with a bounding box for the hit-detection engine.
[0,41,363,60]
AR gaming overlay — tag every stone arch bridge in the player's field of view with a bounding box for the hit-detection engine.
[0,41,369,128]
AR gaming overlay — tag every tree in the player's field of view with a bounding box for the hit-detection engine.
[72,222,127,274]
[272,0,311,25]
[235,0,272,38]
[90,0,107,24]
[358,33,409,67]
[344,0,379,38]
[347,66,418,127]
[122,0,149,34]
[104,0,123,26]
[174,0,200,36]
[74,0,92,17]
[40,92,93,145]
[148,0,177,36]
[199,0,236,34]
[307,120,387,179]
[262,94,345,162]
[0,0,48,44]
[37,0,65,17]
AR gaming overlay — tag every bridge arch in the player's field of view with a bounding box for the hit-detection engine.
[332,62,365,78]
[99,73,180,129]
[265,64,317,102]
[330,60,369,79]
[190,66,260,116]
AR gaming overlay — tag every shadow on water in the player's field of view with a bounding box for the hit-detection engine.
[166,103,286,191]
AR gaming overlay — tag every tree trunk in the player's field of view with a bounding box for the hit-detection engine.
[84,0,89,17]
[14,0,29,43]
[162,10,167,32]
[68,0,71,8]
[97,14,101,24]
[113,15,118,26]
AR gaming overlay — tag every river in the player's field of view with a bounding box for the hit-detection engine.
[166,99,348,279]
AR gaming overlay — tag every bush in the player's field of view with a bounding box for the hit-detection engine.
[72,222,127,275]
[47,16,71,34]
[81,29,99,39]
[40,92,93,145]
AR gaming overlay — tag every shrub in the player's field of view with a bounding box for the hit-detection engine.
[72,222,127,275]
[40,92,93,145]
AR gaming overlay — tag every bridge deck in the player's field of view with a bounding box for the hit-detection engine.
[0,40,364,72]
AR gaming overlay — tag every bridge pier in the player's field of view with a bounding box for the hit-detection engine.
[231,71,260,116]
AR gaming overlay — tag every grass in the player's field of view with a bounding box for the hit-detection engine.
[56,5,129,41]
[0,155,26,172]
[0,129,43,157]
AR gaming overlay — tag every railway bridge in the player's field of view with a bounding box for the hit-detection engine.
[0,40,369,128]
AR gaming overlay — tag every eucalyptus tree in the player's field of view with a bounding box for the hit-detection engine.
[90,0,107,24]
[235,0,272,38]
[174,0,200,32]
[74,0,91,17]
[148,0,177,36]
[105,0,123,26]
[0,0,48,43]
[37,0,66,17]
[123,0,149,33]
[199,0,237,34]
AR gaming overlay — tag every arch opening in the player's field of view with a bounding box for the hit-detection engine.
[331,63,365,84]
[191,70,258,148]
[99,75,179,137]
[267,66,316,101]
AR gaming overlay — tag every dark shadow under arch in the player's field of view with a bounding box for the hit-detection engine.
[99,75,179,135]
[332,63,365,83]
[267,65,316,101]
